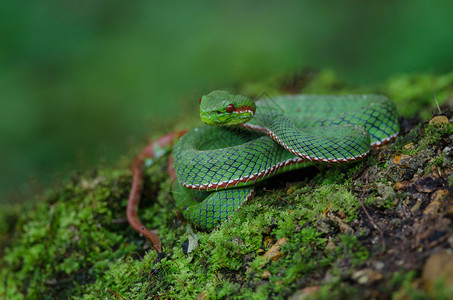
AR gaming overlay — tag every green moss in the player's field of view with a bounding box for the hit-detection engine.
[1,154,371,298]
[0,170,139,299]
[2,71,453,299]
[420,122,453,148]
[392,118,453,164]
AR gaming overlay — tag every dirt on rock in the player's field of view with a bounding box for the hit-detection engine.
[340,108,453,298]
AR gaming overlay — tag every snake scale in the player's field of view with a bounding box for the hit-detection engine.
[127,90,399,251]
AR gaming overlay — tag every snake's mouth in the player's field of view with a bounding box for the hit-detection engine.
[200,109,255,126]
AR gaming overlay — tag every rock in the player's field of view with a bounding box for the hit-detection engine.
[263,236,276,248]
[429,115,449,125]
[262,270,271,279]
[443,146,453,157]
[262,238,288,262]
[289,286,321,300]
[403,142,414,150]
[422,251,453,292]
[393,154,411,167]
[286,185,297,195]
[232,236,245,245]
[395,181,411,190]
[410,198,422,215]
[376,182,395,199]
[384,149,434,182]
[446,204,453,220]
[315,217,335,234]
[423,190,449,216]
[327,212,354,234]
[325,237,336,252]
[415,175,441,193]
[449,235,453,249]
[351,268,383,285]
[390,218,402,228]
[374,261,385,271]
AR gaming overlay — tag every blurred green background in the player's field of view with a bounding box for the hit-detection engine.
[2,0,453,204]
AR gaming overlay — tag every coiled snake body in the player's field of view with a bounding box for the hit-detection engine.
[171,91,399,230]
[127,90,399,251]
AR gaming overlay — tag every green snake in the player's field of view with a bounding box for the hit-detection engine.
[169,90,399,231]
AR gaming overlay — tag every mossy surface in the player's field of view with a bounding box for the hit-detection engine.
[2,70,453,299]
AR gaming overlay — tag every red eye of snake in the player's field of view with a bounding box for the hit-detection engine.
[226,104,235,113]
[199,98,202,105]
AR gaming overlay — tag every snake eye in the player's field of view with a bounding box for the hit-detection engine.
[226,104,235,113]
[199,98,202,105]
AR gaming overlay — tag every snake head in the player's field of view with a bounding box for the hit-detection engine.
[199,90,256,126]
